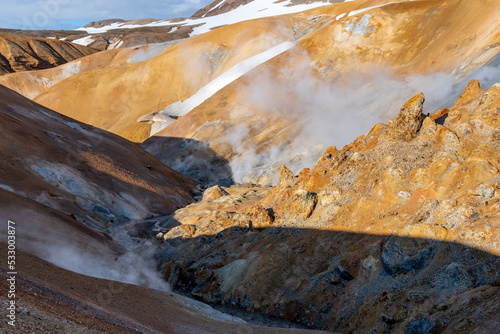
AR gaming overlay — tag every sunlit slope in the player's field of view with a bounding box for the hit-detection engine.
[0,46,142,99]
[33,17,301,142]
[299,0,500,75]
[144,0,500,184]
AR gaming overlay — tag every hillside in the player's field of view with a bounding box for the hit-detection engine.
[32,15,301,142]
[0,243,330,333]
[25,0,498,153]
[0,85,197,233]
[0,34,97,75]
[0,42,174,99]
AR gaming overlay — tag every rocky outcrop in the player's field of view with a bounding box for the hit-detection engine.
[203,184,230,201]
[279,165,296,188]
[385,93,426,141]
[156,83,500,333]
[0,34,97,75]
[291,189,318,219]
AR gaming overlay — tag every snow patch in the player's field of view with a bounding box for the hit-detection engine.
[72,35,95,46]
[0,184,14,193]
[77,0,335,36]
[202,0,228,18]
[149,41,295,135]
[109,40,124,49]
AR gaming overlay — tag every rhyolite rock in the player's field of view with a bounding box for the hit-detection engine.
[157,84,500,332]
[385,93,426,141]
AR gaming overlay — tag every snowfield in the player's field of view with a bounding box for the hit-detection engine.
[148,41,296,135]
[72,35,95,46]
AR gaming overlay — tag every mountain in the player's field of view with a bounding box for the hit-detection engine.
[0,42,174,99]
[3,0,497,186]
[192,0,255,18]
[75,0,345,37]
[19,0,342,51]
[29,14,302,143]
[142,0,500,184]
[157,82,500,333]
[1,0,500,332]
[67,24,192,50]
[0,34,97,75]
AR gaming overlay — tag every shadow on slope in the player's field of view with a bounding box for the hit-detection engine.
[143,136,234,188]
[159,226,500,333]
[0,242,329,334]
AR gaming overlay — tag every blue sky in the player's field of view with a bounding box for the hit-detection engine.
[1,0,214,30]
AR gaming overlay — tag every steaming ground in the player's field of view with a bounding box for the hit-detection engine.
[226,59,500,185]
[144,51,500,187]
[43,235,171,292]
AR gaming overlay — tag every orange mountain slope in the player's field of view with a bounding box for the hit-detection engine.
[0,43,166,99]
[32,15,301,142]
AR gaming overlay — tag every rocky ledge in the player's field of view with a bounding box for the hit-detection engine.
[156,81,500,333]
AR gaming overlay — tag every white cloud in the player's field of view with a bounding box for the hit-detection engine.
[1,0,214,30]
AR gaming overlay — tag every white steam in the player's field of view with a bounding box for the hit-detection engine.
[129,41,177,64]
[226,52,500,184]
[42,245,171,292]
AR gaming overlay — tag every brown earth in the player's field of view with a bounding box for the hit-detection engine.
[0,28,86,40]
[0,84,197,232]
[191,0,344,18]
[0,34,98,75]
[191,0,254,18]
[65,25,193,51]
